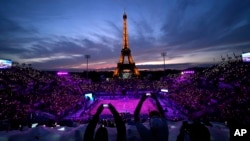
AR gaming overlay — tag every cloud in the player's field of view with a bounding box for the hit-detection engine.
[1,0,250,70]
[0,16,38,37]
[14,33,123,69]
[0,15,41,58]
[161,0,250,50]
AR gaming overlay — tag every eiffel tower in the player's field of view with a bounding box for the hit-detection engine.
[113,11,140,78]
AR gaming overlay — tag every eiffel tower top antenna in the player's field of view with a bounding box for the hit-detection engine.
[123,8,128,19]
[122,8,129,49]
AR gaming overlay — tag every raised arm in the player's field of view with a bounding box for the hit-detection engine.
[108,103,126,141]
[134,94,147,122]
[151,93,165,118]
[84,104,104,141]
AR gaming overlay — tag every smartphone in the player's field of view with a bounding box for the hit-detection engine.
[103,104,109,108]
[146,93,151,96]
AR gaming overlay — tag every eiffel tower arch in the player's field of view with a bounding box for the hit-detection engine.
[113,12,140,78]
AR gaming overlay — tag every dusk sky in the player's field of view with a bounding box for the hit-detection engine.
[1,0,250,71]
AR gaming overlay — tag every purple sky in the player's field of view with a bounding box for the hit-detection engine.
[1,0,250,71]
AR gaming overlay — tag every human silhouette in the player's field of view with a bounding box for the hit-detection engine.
[94,125,108,141]
[176,120,210,141]
[83,103,126,141]
[134,93,169,141]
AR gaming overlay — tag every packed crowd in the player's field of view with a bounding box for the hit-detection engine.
[173,59,249,122]
[0,65,85,122]
[0,59,249,129]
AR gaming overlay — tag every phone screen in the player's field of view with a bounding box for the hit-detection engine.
[103,104,109,108]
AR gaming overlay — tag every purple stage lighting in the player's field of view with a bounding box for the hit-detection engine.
[182,70,195,74]
[57,72,68,75]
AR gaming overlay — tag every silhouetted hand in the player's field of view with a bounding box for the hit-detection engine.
[150,93,157,100]
[84,104,104,141]
[108,103,116,112]
[140,93,148,101]
[134,94,148,122]
[150,92,165,118]
[95,104,104,116]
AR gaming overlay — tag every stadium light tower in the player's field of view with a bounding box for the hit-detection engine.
[85,55,90,79]
[161,52,166,77]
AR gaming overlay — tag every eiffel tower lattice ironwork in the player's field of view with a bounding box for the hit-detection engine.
[113,12,140,78]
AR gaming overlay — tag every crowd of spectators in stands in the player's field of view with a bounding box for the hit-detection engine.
[81,59,250,124]
[0,58,249,130]
[0,64,85,123]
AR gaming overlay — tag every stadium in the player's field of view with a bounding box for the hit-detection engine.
[1,56,249,141]
[1,1,250,141]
